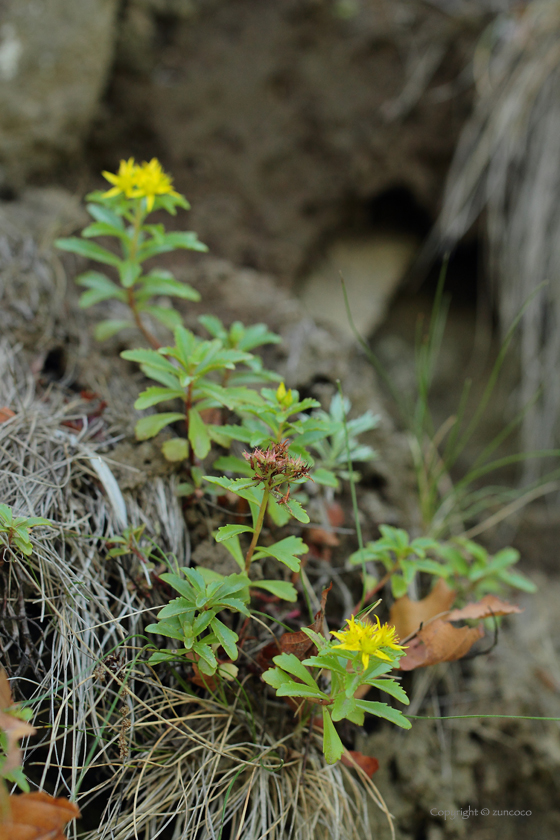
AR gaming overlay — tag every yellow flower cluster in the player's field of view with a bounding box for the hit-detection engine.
[102,157,182,211]
[331,615,405,669]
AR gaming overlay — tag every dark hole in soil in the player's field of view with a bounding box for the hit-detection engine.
[366,185,433,239]
[42,346,67,382]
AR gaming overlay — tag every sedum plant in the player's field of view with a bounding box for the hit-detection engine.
[56,158,206,348]
[309,393,379,490]
[349,524,536,601]
[61,160,534,779]
[121,325,263,470]
[263,613,410,764]
[145,568,250,672]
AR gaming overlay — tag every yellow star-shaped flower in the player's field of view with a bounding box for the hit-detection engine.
[331,614,405,670]
[134,158,182,212]
[102,158,140,199]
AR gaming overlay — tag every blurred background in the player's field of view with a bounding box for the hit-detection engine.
[2,1,560,838]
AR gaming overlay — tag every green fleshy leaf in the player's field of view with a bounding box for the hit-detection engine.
[148,649,181,665]
[176,482,195,497]
[210,618,239,660]
[94,319,133,341]
[322,708,344,764]
[275,683,326,699]
[81,221,127,239]
[311,468,339,488]
[262,667,293,690]
[142,305,183,330]
[218,534,246,571]
[139,270,201,301]
[271,653,319,689]
[135,412,185,440]
[194,642,218,673]
[355,700,412,729]
[366,679,409,705]
[134,386,185,409]
[284,497,310,523]
[213,455,253,476]
[86,203,125,229]
[55,237,121,266]
[497,570,537,593]
[215,524,254,542]
[76,271,126,306]
[254,535,308,573]
[162,437,190,462]
[391,574,408,599]
[145,617,184,641]
[331,694,360,723]
[267,495,291,527]
[188,407,211,459]
[121,348,179,374]
[250,579,297,601]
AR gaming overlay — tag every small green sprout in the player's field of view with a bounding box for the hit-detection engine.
[349,525,536,601]
[310,393,379,489]
[0,504,49,557]
[145,567,250,673]
[434,538,537,598]
[349,525,440,599]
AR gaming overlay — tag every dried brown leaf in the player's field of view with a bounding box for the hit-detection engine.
[306,527,339,547]
[398,618,484,671]
[1,792,80,839]
[341,750,379,777]
[389,578,456,640]
[0,408,15,424]
[447,595,523,622]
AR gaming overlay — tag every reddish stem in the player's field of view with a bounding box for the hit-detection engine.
[127,289,160,350]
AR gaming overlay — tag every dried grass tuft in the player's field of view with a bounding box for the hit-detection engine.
[0,330,389,838]
[435,1,560,468]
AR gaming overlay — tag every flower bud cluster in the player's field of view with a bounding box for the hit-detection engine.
[243,441,310,487]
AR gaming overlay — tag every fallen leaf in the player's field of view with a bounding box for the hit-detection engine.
[389,578,456,641]
[0,408,15,424]
[398,619,484,671]
[0,669,36,773]
[306,527,339,548]
[447,595,523,622]
[326,502,345,528]
[1,791,80,839]
[341,750,379,777]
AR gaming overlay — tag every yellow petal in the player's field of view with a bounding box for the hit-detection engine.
[102,172,120,186]
[101,186,121,198]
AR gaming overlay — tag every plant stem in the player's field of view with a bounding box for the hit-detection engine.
[127,201,160,350]
[127,288,160,349]
[244,484,270,573]
[185,382,195,469]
